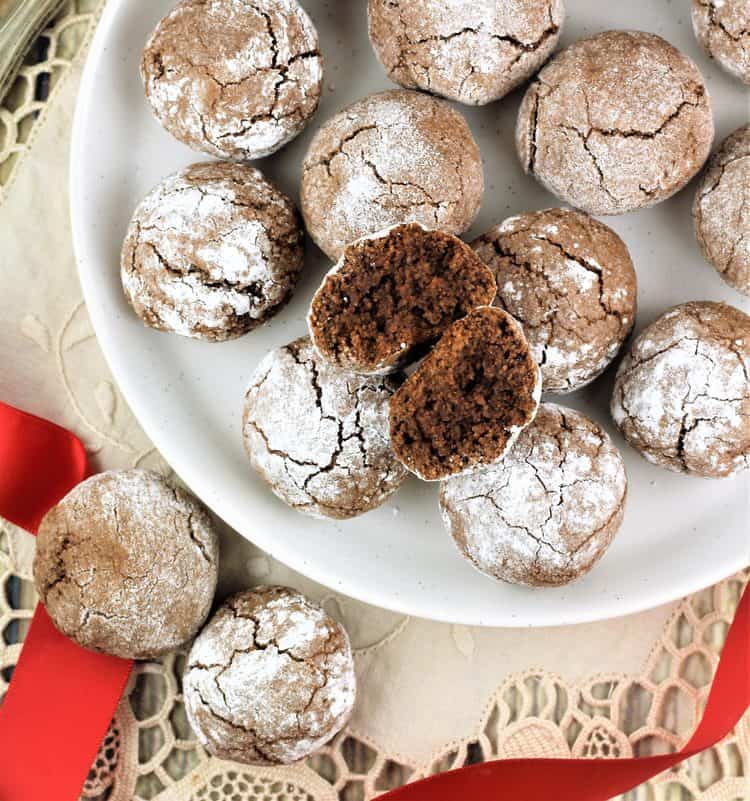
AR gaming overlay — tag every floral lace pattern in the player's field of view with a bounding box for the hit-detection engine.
[1,520,747,801]
[0,1,100,189]
[0,3,748,801]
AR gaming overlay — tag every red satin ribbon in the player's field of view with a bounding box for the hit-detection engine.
[0,400,747,801]
[0,401,132,801]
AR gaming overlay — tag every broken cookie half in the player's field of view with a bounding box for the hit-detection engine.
[308,223,497,374]
[390,306,542,481]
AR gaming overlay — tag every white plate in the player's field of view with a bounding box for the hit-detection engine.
[71,0,750,626]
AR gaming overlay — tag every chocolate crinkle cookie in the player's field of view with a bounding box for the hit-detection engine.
[243,337,408,518]
[472,208,637,393]
[183,586,355,765]
[141,0,323,160]
[693,125,750,297]
[692,0,750,85]
[611,301,750,478]
[33,470,219,660]
[390,306,541,481]
[440,404,627,587]
[309,223,497,374]
[367,0,563,106]
[516,30,714,215]
[300,89,484,259]
[121,162,304,341]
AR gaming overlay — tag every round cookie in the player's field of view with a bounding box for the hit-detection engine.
[611,301,750,478]
[243,337,408,518]
[141,0,323,160]
[693,125,750,297]
[367,0,564,106]
[692,0,750,85]
[300,89,484,259]
[121,162,304,341]
[184,586,355,765]
[440,404,627,587]
[516,30,714,215]
[33,470,219,660]
[309,223,497,374]
[390,306,541,481]
[472,208,637,393]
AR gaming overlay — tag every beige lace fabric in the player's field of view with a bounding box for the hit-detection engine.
[0,4,748,801]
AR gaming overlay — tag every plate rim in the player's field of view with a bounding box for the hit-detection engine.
[69,0,749,627]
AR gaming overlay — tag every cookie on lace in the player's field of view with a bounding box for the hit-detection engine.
[472,208,637,393]
[691,0,750,85]
[33,470,219,659]
[183,586,356,765]
[516,30,714,215]
[121,162,304,341]
[368,0,564,105]
[141,0,323,159]
[243,336,408,518]
[440,404,627,587]
[693,125,750,297]
[389,307,541,481]
[309,223,497,374]
[611,301,750,478]
[300,89,483,259]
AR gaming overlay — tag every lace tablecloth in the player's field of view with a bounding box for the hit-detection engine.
[0,4,748,800]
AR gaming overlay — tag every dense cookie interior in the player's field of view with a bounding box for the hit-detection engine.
[390,307,540,480]
[309,223,496,372]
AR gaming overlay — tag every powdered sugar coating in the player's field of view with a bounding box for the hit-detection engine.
[440,404,627,587]
[183,586,355,765]
[693,125,750,297]
[367,0,563,106]
[300,89,484,259]
[611,301,750,478]
[121,162,304,341]
[516,30,714,215]
[692,0,750,85]
[33,470,219,659]
[472,208,637,392]
[141,0,323,159]
[243,337,408,518]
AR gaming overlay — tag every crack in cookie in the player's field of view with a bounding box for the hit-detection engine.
[611,302,750,477]
[368,0,563,105]
[121,161,304,341]
[242,336,408,519]
[141,0,323,159]
[440,404,627,587]
[300,89,483,260]
[184,587,355,766]
[472,208,636,393]
[516,30,713,215]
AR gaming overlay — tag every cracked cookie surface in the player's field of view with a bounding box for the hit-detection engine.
[141,0,323,159]
[472,208,637,393]
[440,403,626,587]
[692,0,750,84]
[183,586,355,765]
[242,336,408,518]
[367,0,563,106]
[693,125,750,297]
[121,161,304,341]
[300,89,483,260]
[390,307,541,481]
[309,222,496,374]
[611,301,750,478]
[516,30,714,215]
[33,470,219,659]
